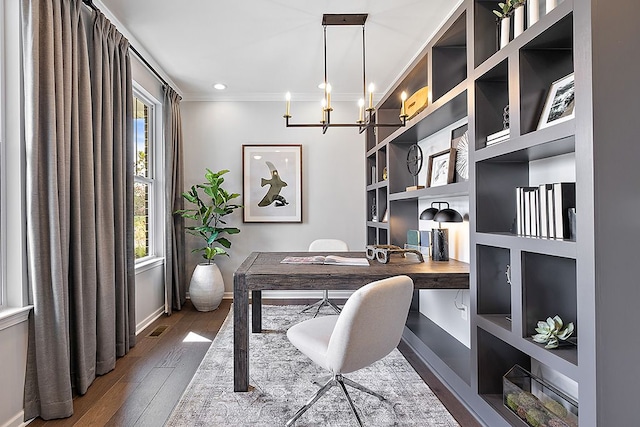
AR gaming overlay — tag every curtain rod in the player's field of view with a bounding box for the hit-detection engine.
[82,0,170,89]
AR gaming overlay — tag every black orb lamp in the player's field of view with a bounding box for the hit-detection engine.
[419,202,463,261]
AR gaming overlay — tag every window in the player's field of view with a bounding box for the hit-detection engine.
[133,94,155,261]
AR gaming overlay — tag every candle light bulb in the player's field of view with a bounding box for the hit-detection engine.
[368,83,375,109]
[326,83,332,110]
[358,98,365,122]
[400,91,407,117]
[285,92,291,116]
[321,98,327,123]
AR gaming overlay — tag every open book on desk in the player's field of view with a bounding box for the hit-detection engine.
[280,255,370,266]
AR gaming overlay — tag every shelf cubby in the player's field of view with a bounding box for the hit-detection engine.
[476,160,528,234]
[477,327,531,396]
[432,11,468,101]
[366,152,376,186]
[522,252,577,354]
[367,226,377,245]
[477,245,511,330]
[378,227,389,245]
[377,187,388,222]
[475,132,576,235]
[473,0,501,68]
[474,59,510,150]
[377,147,387,182]
[519,13,574,135]
[406,311,471,385]
[387,142,416,194]
[367,189,377,222]
[388,199,418,247]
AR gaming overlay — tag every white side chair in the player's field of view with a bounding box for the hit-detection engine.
[286,275,414,426]
[301,238,349,317]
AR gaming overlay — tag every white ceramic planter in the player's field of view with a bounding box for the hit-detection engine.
[546,0,557,14]
[528,0,540,27]
[500,17,511,49]
[514,6,525,38]
[189,263,224,311]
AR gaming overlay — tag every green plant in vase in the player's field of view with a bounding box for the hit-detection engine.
[493,0,517,19]
[532,315,575,349]
[176,169,242,263]
[175,169,242,311]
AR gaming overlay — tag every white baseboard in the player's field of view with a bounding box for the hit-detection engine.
[135,306,164,335]
[2,411,28,427]
[223,290,354,300]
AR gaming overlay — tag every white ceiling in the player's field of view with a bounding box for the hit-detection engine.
[98,0,461,102]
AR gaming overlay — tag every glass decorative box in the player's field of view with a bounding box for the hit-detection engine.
[503,365,578,427]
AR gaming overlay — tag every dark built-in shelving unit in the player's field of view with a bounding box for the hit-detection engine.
[365,0,640,425]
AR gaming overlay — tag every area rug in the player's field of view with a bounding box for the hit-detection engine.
[166,305,460,426]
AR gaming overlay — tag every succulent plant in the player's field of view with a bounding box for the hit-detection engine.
[544,399,569,418]
[526,408,549,427]
[532,315,574,349]
[506,393,519,412]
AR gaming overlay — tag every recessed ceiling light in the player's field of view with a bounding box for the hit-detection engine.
[213,83,227,90]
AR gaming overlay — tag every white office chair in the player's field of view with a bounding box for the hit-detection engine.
[286,275,414,426]
[301,238,349,317]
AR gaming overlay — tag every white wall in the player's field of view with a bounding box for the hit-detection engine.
[135,260,165,334]
[180,100,366,297]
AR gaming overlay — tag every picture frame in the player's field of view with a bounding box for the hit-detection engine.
[537,73,575,129]
[450,124,469,182]
[242,144,302,223]
[427,148,456,187]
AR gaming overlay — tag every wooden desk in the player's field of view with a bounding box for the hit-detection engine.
[233,251,469,392]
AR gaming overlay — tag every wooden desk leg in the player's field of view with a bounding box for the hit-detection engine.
[252,290,262,333]
[234,275,249,392]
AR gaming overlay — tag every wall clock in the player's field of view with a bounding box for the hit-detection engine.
[406,144,425,190]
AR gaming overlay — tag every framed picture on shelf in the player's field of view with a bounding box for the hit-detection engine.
[242,144,302,223]
[427,148,456,187]
[538,73,575,129]
[450,124,469,182]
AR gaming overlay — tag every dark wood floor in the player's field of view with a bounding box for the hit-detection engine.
[29,299,481,427]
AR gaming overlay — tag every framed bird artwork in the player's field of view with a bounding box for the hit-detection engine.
[242,144,302,222]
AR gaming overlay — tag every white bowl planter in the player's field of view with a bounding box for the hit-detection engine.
[189,263,224,311]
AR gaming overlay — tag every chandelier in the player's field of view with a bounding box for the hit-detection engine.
[284,14,408,134]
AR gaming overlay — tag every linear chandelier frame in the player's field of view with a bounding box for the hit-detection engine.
[284,14,408,134]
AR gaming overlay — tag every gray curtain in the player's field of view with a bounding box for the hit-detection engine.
[21,0,135,420]
[163,86,186,314]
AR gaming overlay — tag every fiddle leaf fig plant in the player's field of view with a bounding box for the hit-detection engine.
[176,169,241,263]
[532,315,575,349]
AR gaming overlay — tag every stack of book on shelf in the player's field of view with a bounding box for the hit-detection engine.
[516,182,576,239]
[486,128,510,146]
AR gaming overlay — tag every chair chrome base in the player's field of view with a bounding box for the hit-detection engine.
[300,290,341,317]
[285,373,385,426]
